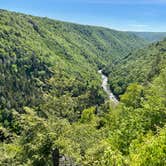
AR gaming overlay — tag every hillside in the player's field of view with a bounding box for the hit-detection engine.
[0,9,166,166]
[0,9,147,116]
[106,38,166,96]
[133,32,166,42]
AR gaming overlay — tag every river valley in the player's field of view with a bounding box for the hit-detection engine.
[98,70,119,104]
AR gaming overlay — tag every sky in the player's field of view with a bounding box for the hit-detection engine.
[1,0,166,32]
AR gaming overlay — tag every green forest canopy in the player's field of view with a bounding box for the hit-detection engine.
[0,9,166,165]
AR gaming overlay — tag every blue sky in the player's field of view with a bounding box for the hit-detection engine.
[1,0,166,32]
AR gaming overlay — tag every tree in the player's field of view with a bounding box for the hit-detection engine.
[121,83,144,108]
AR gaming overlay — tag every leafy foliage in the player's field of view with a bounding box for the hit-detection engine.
[106,38,166,97]
[0,9,166,166]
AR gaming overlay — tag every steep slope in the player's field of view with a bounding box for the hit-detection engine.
[0,9,166,166]
[0,9,146,118]
[106,38,166,96]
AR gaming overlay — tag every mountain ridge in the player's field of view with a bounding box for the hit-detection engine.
[0,9,166,165]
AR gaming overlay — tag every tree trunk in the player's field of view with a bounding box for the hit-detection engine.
[52,148,59,166]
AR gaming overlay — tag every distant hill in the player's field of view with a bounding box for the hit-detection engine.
[133,32,166,42]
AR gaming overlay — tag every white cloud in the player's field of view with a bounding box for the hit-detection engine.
[129,24,150,28]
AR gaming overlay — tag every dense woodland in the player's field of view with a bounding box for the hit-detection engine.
[0,9,166,165]
[105,39,166,97]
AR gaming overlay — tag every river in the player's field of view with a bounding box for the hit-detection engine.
[98,70,118,104]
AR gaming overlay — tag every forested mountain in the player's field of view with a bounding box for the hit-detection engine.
[0,9,147,119]
[106,38,166,97]
[0,9,166,165]
[133,32,166,42]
